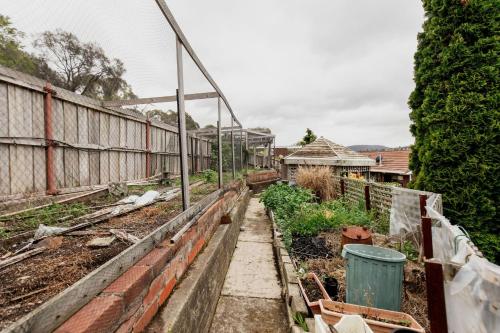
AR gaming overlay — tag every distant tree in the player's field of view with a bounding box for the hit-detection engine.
[0,15,60,82]
[408,0,499,263]
[146,109,200,130]
[204,124,216,129]
[298,128,317,146]
[34,29,136,100]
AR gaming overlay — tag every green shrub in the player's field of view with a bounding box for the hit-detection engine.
[201,169,218,183]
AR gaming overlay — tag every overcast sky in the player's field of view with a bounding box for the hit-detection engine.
[1,1,424,147]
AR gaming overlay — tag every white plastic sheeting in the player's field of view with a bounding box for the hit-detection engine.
[389,187,435,237]
[314,314,373,333]
[426,195,500,333]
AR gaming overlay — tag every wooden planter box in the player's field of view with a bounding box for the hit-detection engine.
[319,299,424,333]
[298,272,331,315]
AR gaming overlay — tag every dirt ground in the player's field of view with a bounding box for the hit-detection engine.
[292,230,430,332]
[0,182,217,330]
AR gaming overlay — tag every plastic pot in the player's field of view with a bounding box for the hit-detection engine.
[298,272,331,315]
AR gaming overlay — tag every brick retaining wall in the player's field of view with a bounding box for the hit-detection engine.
[54,185,241,333]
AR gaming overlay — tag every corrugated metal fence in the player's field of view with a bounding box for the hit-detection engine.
[0,66,212,201]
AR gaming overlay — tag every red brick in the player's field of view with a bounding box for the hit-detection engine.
[133,302,158,333]
[158,277,177,305]
[174,250,188,279]
[136,247,173,276]
[143,273,165,306]
[104,265,152,304]
[54,295,123,333]
[188,237,205,264]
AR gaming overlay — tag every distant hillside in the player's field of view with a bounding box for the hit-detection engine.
[348,145,389,152]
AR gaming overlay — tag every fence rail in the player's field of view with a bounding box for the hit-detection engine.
[0,66,212,201]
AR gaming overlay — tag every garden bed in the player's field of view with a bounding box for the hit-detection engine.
[262,183,429,332]
[0,182,217,330]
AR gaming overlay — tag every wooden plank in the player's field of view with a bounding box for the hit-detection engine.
[31,92,44,138]
[89,152,100,186]
[109,151,119,182]
[99,151,109,184]
[8,85,32,138]
[0,144,10,195]
[52,98,64,141]
[88,109,99,144]
[119,117,127,146]
[33,147,46,192]
[77,106,89,144]
[109,116,120,147]
[119,152,126,181]
[126,120,135,148]
[99,112,109,146]
[126,152,134,180]
[102,91,219,107]
[79,151,90,186]
[63,102,78,144]
[9,145,34,194]
[0,82,7,137]
[4,189,222,333]
[64,148,79,188]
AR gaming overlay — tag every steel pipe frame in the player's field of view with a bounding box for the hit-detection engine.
[176,37,190,211]
[217,98,223,189]
[155,0,241,127]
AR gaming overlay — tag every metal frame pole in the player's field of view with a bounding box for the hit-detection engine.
[231,117,235,179]
[43,82,58,195]
[176,37,190,210]
[239,129,243,173]
[268,140,272,169]
[217,98,223,188]
[253,145,256,168]
[245,131,248,170]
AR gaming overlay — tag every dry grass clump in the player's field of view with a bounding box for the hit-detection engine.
[296,166,334,201]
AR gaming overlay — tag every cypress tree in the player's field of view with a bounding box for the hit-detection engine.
[408,0,500,263]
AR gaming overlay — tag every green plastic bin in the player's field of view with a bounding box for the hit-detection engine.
[342,244,406,311]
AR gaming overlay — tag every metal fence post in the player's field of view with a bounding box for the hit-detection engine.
[364,185,371,211]
[239,128,243,172]
[231,117,235,179]
[176,37,190,210]
[217,98,223,189]
[425,261,448,333]
[43,82,58,195]
[245,131,248,170]
[419,194,428,218]
[268,140,272,168]
[145,119,151,178]
[340,179,345,196]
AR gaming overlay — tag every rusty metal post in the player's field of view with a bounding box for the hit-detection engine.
[340,179,345,195]
[422,217,433,259]
[364,185,371,211]
[425,261,448,333]
[145,120,151,178]
[43,82,58,195]
[419,194,428,217]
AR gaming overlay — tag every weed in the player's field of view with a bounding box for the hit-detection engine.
[400,240,418,261]
[296,166,334,201]
[293,312,309,332]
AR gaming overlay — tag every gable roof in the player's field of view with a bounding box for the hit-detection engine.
[284,137,375,166]
[361,149,411,174]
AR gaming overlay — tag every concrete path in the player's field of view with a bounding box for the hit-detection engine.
[209,197,288,333]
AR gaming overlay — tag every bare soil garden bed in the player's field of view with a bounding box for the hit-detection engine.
[0,182,217,330]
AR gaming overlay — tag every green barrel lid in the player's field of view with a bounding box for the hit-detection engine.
[342,244,406,263]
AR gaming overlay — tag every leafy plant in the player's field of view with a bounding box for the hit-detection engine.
[400,240,419,262]
[201,169,218,183]
[293,312,309,332]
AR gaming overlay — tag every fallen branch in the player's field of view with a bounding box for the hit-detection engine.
[0,247,46,270]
